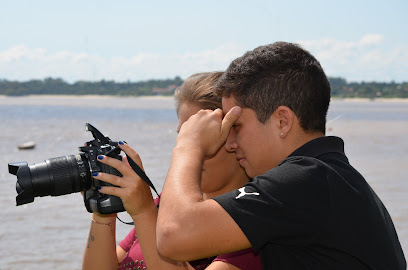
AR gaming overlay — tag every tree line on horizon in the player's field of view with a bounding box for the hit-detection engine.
[0,77,407,98]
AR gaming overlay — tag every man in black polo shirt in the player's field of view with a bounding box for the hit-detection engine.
[157,42,406,269]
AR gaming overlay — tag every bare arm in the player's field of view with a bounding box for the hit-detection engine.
[157,146,250,261]
[95,143,194,270]
[82,213,119,270]
[157,108,251,262]
[131,201,194,269]
[116,245,127,263]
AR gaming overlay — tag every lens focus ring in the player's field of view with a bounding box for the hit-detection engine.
[49,156,74,196]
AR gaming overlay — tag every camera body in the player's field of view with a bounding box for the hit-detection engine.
[8,123,125,214]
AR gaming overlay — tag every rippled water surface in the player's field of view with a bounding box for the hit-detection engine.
[0,96,407,269]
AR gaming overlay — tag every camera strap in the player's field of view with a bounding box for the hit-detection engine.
[106,145,161,225]
[105,144,160,199]
[126,155,161,198]
[116,155,160,226]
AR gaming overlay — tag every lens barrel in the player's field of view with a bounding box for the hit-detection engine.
[9,154,90,206]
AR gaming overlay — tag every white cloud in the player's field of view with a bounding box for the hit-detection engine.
[358,34,384,47]
[298,34,408,82]
[0,43,245,82]
[0,37,407,83]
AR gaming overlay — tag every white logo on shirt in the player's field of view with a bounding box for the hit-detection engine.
[235,187,260,199]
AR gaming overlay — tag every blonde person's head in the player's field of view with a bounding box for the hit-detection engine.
[175,72,223,113]
[174,71,249,198]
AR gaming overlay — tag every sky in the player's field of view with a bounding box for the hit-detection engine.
[0,0,407,83]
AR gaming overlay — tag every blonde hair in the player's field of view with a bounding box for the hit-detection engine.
[175,72,223,113]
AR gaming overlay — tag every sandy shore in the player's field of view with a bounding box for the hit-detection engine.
[1,95,407,102]
[0,94,174,99]
[0,94,176,109]
[332,97,408,102]
[0,95,406,110]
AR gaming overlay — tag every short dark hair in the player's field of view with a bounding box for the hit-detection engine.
[175,72,223,112]
[214,42,331,134]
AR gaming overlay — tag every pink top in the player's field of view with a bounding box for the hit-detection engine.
[117,197,262,269]
[118,227,148,269]
[213,248,262,270]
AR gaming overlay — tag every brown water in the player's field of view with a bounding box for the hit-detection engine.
[0,96,407,269]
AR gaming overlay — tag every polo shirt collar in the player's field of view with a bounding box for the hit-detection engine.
[288,136,345,159]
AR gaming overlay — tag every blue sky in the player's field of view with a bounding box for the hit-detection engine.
[0,0,407,83]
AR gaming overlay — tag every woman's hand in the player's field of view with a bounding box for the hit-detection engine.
[92,142,156,219]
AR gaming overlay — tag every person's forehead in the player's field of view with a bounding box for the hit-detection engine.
[222,96,260,124]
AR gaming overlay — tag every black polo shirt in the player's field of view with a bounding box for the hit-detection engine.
[214,136,406,270]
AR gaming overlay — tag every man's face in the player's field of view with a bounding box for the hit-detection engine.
[222,95,285,178]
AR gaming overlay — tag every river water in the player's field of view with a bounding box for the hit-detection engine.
[0,96,407,269]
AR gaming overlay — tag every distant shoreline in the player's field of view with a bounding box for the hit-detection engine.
[0,94,174,99]
[0,95,407,102]
[332,97,408,102]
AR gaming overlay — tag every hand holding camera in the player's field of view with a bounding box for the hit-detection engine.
[8,123,158,215]
[93,142,158,219]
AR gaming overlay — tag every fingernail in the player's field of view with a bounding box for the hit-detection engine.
[97,155,104,160]
[98,186,102,190]
[232,106,241,115]
[92,172,99,177]
[118,141,124,145]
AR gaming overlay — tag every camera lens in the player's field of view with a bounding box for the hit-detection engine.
[8,123,126,214]
[9,154,90,206]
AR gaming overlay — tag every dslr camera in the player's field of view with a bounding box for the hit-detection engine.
[8,123,125,214]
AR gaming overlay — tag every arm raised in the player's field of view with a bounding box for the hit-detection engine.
[157,107,251,261]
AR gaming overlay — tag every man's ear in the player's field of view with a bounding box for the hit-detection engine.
[276,106,294,137]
